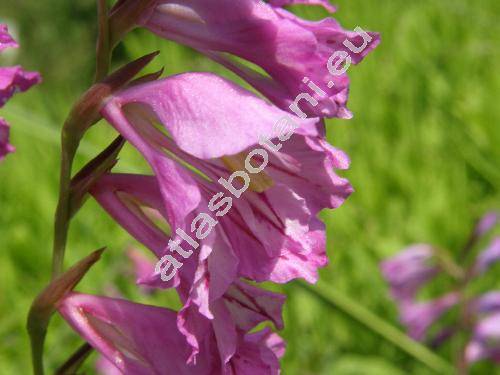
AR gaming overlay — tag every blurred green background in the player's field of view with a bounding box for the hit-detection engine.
[1,0,499,373]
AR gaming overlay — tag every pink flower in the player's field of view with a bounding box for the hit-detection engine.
[382,214,500,358]
[177,279,285,362]
[95,73,351,288]
[0,25,41,108]
[136,0,379,119]
[399,293,459,341]
[90,172,300,359]
[474,291,500,315]
[91,167,292,361]
[466,292,500,365]
[474,237,500,274]
[473,211,499,238]
[462,211,500,255]
[0,24,18,51]
[0,118,15,161]
[466,313,500,364]
[58,291,285,374]
[0,66,41,107]
[0,24,41,161]
[380,244,439,301]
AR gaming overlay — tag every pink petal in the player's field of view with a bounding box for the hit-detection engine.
[475,237,500,274]
[0,118,15,161]
[269,0,336,12]
[0,24,18,51]
[467,313,500,364]
[103,72,318,160]
[224,280,286,331]
[399,293,459,341]
[59,292,284,374]
[95,356,122,375]
[381,244,439,301]
[58,293,216,374]
[0,66,41,107]
[139,0,379,118]
[474,211,499,238]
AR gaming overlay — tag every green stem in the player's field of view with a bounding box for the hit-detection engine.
[455,267,475,375]
[29,331,45,375]
[32,1,113,372]
[435,247,464,280]
[55,343,93,375]
[95,0,110,83]
[52,0,111,278]
[51,126,79,279]
[456,297,470,375]
[297,281,455,374]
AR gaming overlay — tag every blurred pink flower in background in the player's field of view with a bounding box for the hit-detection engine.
[380,244,439,301]
[466,313,500,364]
[0,117,15,160]
[0,24,18,51]
[399,293,459,341]
[0,24,41,161]
[474,291,500,315]
[473,211,499,238]
[0,66,41,107]
[475,237,500,274]
[381,211,500,368]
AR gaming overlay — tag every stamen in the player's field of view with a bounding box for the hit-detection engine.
[222,153,274,193]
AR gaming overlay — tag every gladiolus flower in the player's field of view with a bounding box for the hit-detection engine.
[475,237,500,274]
[92,73,353,359]
[0,118,14,161]
[0,24,18,51]
[466,292,500,365]
[474,211,499,238]
[91,168,291,361]
[0,66,41,107]
[136,0,379,119]
[177,279,285,362]
[466,313,500,364]
[96,73,351,290]
[0,25,41,107]
[58,291,285,374]
[0,24,41,161]
[91,172,308,359]
[475,291,500,315]
[380,244,439,301]
[399,293,459,341]
[381,213,500,365]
